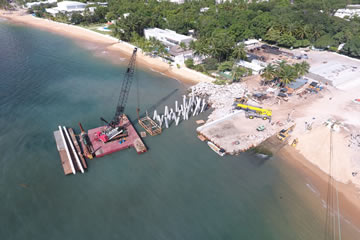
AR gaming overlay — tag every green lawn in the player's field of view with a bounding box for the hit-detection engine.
[80,24,113,36]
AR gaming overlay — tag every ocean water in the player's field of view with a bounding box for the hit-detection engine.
[0,22,359,240]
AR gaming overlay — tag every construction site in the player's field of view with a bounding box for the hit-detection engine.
[53,47,208,175]
[192,73,322,155]
[53,48,155,175]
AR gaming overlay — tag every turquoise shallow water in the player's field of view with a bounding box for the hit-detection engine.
[0,22,359,240]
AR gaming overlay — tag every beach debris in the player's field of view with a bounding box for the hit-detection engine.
[189,82,248,122]
[196,120,205,125]
[197,134,206,141]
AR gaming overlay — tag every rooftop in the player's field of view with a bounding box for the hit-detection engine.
[145,28,193,42]
[244,39,260,45]
[168,45,192,56]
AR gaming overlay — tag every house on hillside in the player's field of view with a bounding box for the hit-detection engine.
[168,45,205,65]
[144,28,194,47]
[243,39,261,50]
[168,45,194,65]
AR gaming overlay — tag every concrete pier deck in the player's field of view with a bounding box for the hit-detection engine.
[197,111,276,154]
[88,115,147,158]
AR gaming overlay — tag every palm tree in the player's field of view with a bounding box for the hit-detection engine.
[277,60,287,70]
[190,40,208,56]
[294,25,306,40]
[261,64,277,82]
[294,61,310,77]
[232,43,247,61]
[299,61,310,76]
[277,64,297,86]
[208,36,227,61]
[179,42,187,50]
[232,67,247,83]
[286,22,297,36]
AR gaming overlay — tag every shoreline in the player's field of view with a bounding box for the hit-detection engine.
[275,144,360,231]
[2,8,360,233]
[0,9,214,85]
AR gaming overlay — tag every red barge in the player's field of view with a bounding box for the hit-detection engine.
[88,115,147,157]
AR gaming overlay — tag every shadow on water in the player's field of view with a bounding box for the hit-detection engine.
[2,22,360,240]
[139,88,179,118]
[247,152,271,167]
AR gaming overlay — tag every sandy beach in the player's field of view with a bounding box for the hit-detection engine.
[192,55,360,228]
[0,9,214,85]
[2,8,360,232]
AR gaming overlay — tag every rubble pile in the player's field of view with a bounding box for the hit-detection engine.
[189,82,249,121]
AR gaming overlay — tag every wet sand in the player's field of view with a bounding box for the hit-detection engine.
[2,8,360,235]
[0,10,214,85]
[276,144,360,234]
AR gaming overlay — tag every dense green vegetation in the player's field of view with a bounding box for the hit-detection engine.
[21,0,360,61]
[102,0,360,59]
[0,0,10,9]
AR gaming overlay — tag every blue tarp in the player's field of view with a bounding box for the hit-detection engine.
[288,78,308,90]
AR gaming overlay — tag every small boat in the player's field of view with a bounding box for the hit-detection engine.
[353,98,360,104]
[207,141,226,156]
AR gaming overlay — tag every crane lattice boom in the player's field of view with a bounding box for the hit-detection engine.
[113,48,137,124]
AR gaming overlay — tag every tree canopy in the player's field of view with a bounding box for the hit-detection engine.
[20,0,360,60]
[103,0,360,59]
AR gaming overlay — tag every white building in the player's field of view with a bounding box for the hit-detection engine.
[57,1,86,11]
[87,2,108,6]
[237,59,267,74]
[244,39,260,47]
[168,45,205,65]
[168,45,193,65]
[46,1,87,16]
[158,0,185,3]
[216,0,232,3]
[144,28,194,47]
[241,39,261,50]
[200,7,209,13]
[335,8,360,19]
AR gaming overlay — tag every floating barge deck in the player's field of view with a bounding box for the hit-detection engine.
[88,114,147,157]
[54,127,87,175]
